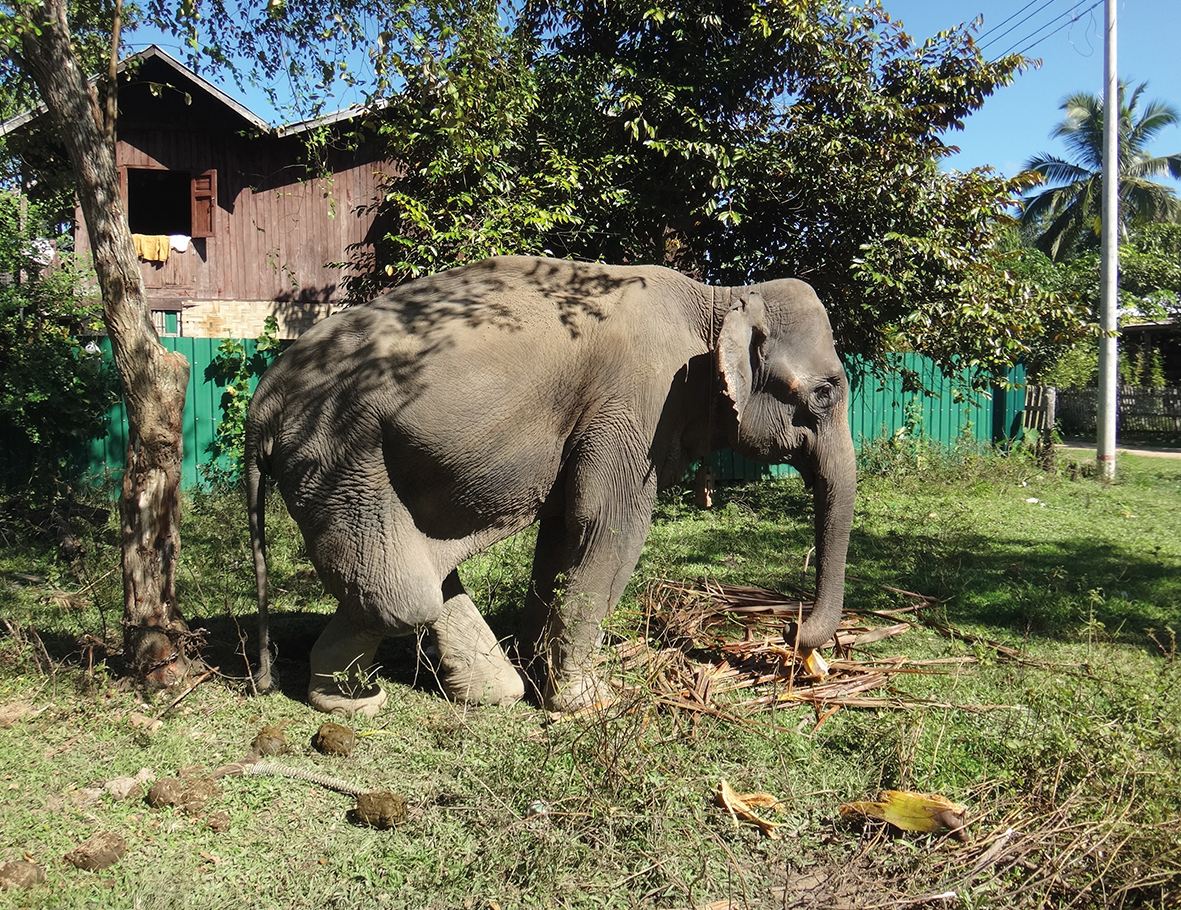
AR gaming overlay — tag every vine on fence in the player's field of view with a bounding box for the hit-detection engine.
[201,317,281,490]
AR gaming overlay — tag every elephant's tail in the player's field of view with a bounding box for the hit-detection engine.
[247,433,273,694]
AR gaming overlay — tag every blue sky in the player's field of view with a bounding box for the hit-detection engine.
[884,0,1180,188]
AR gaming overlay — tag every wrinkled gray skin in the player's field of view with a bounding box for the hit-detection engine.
[246,256,856,717]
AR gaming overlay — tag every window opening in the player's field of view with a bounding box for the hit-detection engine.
[126,168,191,235]
[152,309,181,337]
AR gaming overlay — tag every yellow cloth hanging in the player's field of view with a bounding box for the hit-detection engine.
[132,234,171,263]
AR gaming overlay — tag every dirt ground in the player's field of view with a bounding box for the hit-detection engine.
[1058,440,1181,459]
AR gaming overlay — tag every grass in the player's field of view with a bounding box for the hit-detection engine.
[1,441,1179,909]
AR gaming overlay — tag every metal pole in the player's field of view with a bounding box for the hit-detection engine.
[1096,0,1119,480]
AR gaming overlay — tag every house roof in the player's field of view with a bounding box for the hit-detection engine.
[0,45,372,138]
[134,45,272,131]
[1124,318,1181,335]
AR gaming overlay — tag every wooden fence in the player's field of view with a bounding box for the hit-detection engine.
[1023,385,1057,434]
[1054,386,1181,436]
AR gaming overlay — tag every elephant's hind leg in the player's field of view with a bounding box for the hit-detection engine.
[302,487,435,716]
[308,611,389,718]
[431,572,525,706]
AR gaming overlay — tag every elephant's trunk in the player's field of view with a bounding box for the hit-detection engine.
[795,424,856,650]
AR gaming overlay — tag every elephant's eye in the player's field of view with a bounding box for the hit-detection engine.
[811,380,838,410]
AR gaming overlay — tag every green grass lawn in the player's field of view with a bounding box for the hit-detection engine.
[1,445,1178,909]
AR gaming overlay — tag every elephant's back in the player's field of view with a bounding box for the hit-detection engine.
[369,256,668,342]
[251,255,704,490]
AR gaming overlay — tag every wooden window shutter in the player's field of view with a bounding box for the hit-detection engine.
[191,169,217,238]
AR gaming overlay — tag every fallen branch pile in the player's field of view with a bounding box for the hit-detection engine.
[609,579,1016,723]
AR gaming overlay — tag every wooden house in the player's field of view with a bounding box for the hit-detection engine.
[1,45,390,339]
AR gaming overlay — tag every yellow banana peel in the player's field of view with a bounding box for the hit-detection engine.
[840,790,968,841]
[800,648,830,677]
[716,779,785,839]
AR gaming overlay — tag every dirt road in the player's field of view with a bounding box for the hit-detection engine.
[1059,442,1181,460]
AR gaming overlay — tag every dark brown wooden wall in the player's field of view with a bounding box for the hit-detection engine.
[72,77,389,314]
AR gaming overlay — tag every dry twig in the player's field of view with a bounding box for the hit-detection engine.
[605,579,1020,721]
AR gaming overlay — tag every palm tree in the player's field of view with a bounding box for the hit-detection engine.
[1021,81,1181,261]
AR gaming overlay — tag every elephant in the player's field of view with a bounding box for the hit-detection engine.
[245,255,855,717]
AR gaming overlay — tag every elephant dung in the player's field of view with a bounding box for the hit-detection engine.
[65,831,127,871]
[0,860,46,889]
[104,768,156,801]
[352,790,408,829]
[313,722,355,756]
[251,724,289,756]
[146,776,221,812]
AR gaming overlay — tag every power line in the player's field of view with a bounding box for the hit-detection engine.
[975,0,1049,43]
[993,0,1104,61]
[984,0,1089,56]
[978,0,1063,49]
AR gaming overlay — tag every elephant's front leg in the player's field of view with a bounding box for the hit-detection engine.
[308,611,388,718]
[537,463,657,713]
[430,571,525,706]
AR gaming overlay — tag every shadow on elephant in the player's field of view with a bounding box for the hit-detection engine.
[246,255,856,717]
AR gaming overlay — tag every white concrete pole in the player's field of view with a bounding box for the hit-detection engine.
[1096,0,1119,480]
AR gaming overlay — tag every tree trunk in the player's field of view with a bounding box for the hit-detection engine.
[16,0,193,687]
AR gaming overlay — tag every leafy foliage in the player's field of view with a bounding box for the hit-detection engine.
[0,0,125,115]
[1025,223,1181,387]
[346,0,583,291]
[1020,81,1181,262]
[200,315,281,491]
[0,190,116,503]
[334,1,1084,382]
[1120,222,1181,316]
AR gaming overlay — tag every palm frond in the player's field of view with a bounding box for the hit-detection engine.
[1121,178,1181,225]
[1128,99,1180,147]
[1021,176,1094,227]
[1126,153,1181,183]
[1025,79,1181,254]
[1034,199,1090,261]
[1022,153,1093,187]
[1125,81,1149,118]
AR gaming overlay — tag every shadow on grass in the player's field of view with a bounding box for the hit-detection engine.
[902,530,1178,639]
[723,536,1169,646]
[178,609,456,707]
[5,468,1176,711]
[648,479,1178,646]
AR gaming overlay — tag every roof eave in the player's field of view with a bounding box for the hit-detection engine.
[0,43,271,137]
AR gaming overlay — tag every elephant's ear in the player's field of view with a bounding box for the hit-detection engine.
[717,292,768,422]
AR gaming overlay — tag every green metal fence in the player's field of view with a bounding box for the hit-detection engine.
[86,337,271,490]
[712,355,1026,480]
[78,344,1026,490]
[847,355,1025,448]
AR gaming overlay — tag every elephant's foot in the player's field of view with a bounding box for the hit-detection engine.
[308,611,388,718]
[438,647,524,706]
[308,681,388,718]
[433,589,525,707]
[539,618,612,713]
[542,669,611,714]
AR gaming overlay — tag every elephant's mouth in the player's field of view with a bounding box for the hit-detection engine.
[790,456,817,488]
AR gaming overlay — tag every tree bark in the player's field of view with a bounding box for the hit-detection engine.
[15,0,193,687]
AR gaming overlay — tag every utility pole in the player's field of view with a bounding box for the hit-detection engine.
[1096,0,1119,480]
